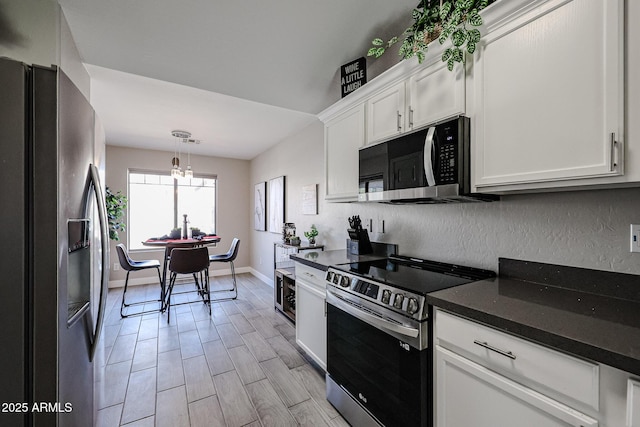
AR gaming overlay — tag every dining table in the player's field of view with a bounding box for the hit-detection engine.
[142,235,221,304]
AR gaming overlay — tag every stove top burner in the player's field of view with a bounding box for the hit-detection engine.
[332,255,495,295]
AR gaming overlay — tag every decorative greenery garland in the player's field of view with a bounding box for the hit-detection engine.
[368,0,496,71]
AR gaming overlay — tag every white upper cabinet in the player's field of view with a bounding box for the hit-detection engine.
[324,104,365,201]
[365,58,466,145]
[319,0,636,200]
[366,81,406,143]
[407,61,465,132]
[473,0,624,191]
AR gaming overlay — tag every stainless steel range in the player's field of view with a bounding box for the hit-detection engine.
[325,255,495,427]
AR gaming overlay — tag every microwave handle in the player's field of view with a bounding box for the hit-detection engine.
[424,127,436,186]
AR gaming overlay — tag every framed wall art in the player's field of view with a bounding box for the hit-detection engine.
[268,176,285,233]
[301,184,317,215]
[254,181,266,231]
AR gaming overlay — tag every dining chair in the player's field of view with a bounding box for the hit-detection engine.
[209,237,240,300]
[115,244,163,318]
[165,247,211,323]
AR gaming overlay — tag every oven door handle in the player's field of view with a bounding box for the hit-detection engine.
[326,290,419,338]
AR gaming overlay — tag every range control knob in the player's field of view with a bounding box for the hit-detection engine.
[381,289,392,304]
[326,271,334,282]
[407,298,419,315]
[332,274,340,285]
[340,276,350,287]
[393,294,404,309]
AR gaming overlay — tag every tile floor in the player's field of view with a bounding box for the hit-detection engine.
[94,273,348,427]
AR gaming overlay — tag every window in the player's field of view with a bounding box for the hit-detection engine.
[128,171,217,250]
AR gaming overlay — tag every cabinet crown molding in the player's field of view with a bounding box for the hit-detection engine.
[318,42,448,124]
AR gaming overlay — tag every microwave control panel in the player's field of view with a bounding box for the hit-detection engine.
[434,123,459,184]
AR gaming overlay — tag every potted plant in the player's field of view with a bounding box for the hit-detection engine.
[190,227,204,237]
[304,224,319,246]
[368,0,496,71]
[105,187,127,241]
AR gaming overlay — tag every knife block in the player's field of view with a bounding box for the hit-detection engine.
[347,229,372,255]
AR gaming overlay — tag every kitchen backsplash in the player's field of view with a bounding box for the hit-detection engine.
[250,120,640,278]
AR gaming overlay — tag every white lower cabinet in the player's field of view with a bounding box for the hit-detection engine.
[295,263,326,370]
[629,379,640,427]
[434,309,599,427]
[436,346,597,427]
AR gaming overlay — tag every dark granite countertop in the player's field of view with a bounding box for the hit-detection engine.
[426,258,640,377]
[290,248,391,271]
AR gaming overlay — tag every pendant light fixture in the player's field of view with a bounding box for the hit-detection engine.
[170,130,198,179]
[184,147,193,179]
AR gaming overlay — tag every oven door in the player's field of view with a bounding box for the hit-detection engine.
[326,300,429,427]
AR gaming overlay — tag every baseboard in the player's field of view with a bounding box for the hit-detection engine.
[249,268,274,288]
[108,265,254,289]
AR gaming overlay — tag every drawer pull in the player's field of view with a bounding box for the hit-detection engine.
[473,340,516,360]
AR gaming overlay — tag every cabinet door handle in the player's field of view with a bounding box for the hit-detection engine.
[409,108,414,129]
[397,110,402,131]
[610,132,617,171]
[473,340,516,360]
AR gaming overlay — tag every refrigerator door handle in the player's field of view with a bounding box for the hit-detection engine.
[85,164,109,361]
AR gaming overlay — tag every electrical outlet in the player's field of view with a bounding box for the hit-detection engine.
[631,224,640,253]
[113,262,120,271]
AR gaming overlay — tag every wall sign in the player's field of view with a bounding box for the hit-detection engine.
[340,57,366,98]
[301,184,317,215]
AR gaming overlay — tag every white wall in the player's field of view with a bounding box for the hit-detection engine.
[106,145,250,287]
[249,120,640,285]
[249,120,326,283]
[0,0,90,98]
[60,10,90,100]
[0,0,59,68]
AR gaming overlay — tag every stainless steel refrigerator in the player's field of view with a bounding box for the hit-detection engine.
[0,57,109,426]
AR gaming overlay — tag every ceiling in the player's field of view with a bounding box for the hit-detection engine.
[58,0,416,159]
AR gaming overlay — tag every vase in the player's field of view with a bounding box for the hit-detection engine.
[308,238,316,246]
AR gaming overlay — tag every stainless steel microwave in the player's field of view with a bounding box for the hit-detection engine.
[358,116,497,204]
